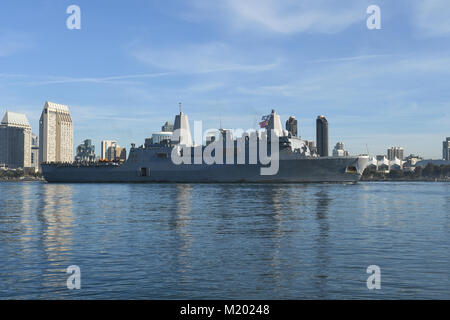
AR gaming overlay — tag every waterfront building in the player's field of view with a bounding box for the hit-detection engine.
[30,133,39,171]
[101,140,116,160]
[404,154,422,168]
[32,133,38,147]
[415,159,450,168]
[332,142,349,157]
[285,116,298,137]
[107,144,126,162]
[39,101,73,166]
[443,137,450,161]
[75,139,96,162]
[316,116,329,157]
[367,157,378,170]
[387,147,404,161]
[402,154,421,172]
[306,141,317,155]
[103,141,126,162]
[0,111,32,168]
[116,146,127,162]
[376,155,390,172]
[389,158,404,170]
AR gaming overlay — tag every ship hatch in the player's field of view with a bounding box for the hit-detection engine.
[346,166,357,174]
[140,167,147,176]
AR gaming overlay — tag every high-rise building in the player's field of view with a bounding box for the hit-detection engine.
[30,133,39,170]
[387,147,404,160]
[285,116,298,137]
[0,111,32,168]
[106,142,126,162]
[101,140,116,160]
[39,101,73,166]
[443,137,450,161]
[75,139,96,162]
[113,146,127,162]
[316,116,329,157]
[101,140,126,162]
[307,141,317,155]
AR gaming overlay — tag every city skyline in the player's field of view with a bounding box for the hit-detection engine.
[0,0,449,158]
[2,103,447,162]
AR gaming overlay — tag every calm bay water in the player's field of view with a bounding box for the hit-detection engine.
[0,181,448,299]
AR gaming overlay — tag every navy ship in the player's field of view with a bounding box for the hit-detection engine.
[41,109,369,183]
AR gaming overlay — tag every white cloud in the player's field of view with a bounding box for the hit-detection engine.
[309,54,395,63]
[0,72,174,86]
[130,41,279,73]
[237,84,321,97]
[188,0,367,34]
[414,0,450,37]
[0,32,31,57]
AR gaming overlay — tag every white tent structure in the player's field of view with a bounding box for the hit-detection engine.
[389,158,404,170]
[377,156,390,172]
[367,157,377,170]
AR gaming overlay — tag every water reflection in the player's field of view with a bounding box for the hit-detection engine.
[18,184,36,262]
[1,182,447,299]
[169,184,193,279]
[262,185,285,288]
[313,187,332,298]
[37,184,74,292]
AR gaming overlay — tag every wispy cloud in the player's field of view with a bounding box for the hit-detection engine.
[130,41,279,73]
[0,72,174,86]
[237,84,321,97]
[309,54,395,63]
[414,0,450,37]
[0,31,32,57]
[188,0,368,34]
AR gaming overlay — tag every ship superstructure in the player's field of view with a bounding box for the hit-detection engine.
[42,109,369,183]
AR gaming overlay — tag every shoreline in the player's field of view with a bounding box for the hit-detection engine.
[0,177,45,182]
[361,177,450,182]
[1,177,448,183]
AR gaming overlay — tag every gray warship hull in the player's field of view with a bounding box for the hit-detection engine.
[41,110,369,183]
[41,155,369,183]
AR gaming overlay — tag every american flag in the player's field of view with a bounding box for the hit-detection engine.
[259,115,270,128]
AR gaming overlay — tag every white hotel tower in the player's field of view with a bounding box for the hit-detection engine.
[39,101,73,167]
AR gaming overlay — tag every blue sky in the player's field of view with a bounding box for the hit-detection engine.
[0,0,449,158]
